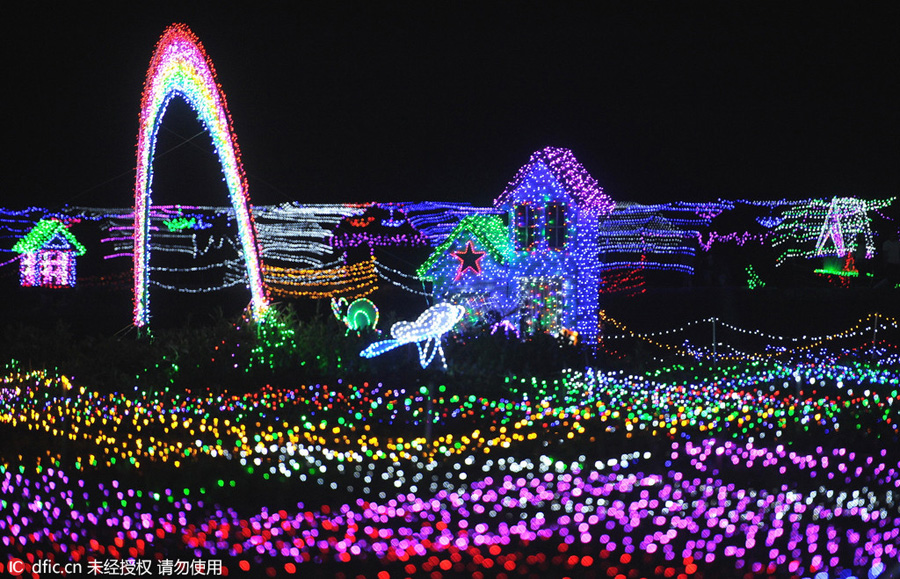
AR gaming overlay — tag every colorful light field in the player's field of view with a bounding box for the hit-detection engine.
[2,344,900,578]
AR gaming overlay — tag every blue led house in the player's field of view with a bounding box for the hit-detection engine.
[419,147,615,343]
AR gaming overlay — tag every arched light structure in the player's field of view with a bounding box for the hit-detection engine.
[133,23,268,327]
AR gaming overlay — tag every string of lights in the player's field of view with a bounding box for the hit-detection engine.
[599,266,646,296]
[374,262,432,297]
[746,265,765,289]
[264,257,378,299]
[601,311,897,362]
[601,311,897,344]
[150,257,244,273]
[150,277,245,293]
[599,202,706,275]
[254,202,364,266]
[697,231,768,251]
[331,231,429,250]
[388,201,499,245]
[494,148,614,216]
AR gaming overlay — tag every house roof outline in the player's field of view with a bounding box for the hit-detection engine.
[493,147,615,216]
[417,215,514,281]
[13,219,86,256]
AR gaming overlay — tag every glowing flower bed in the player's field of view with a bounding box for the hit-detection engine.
[1,355,898,577]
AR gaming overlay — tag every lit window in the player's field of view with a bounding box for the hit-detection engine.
[546,202,566,248]
[515,205,537,249]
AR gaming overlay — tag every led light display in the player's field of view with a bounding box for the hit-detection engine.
[381,207,406,227]
[163,215,206,231]
[12,219,86,288]
[330,205,431,257]
[133,23,269,327]
[12,218,86,256]
[697,230,767,252]
[7,186,898,331]
[331,297,380,333]
[756,215,783,228]
[417,215,515,322]
[746,265,765,289]
[361,302,465,369]
[417,215,512,279]
[599,203,700,275]
[253,203,366,267]
[18,252,75,287]
[264,257,378,299]
[769,197,892,267]
[392,201,499,245]
[452,241,486,280]
[492,148,613,343]
[369,262,429,297]
[3,314,900,579]
[416,148,620,342]
[331,230,427,250]
[494,147,614,216]
[600,310,895,363]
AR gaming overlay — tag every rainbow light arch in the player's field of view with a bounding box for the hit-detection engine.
[133,23,269,327]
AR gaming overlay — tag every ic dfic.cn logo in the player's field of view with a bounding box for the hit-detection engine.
[7,559,26,576]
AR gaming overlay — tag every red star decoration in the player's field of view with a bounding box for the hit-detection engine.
[452,241,486,280]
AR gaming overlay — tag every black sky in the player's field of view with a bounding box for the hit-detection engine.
[3,3,899,209]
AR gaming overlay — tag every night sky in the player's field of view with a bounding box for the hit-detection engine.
[3,3,899,210]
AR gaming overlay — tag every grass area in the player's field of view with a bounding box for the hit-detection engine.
[0,303,604,396]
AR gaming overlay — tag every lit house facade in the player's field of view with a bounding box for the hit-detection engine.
[419,147,615,343]
[13,219,86,288]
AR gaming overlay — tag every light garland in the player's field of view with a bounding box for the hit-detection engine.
[133,23,269,327]
[331,203,429,254]
[373,261,433,297]
[599,202,702,276]
[600,311,898,363]
[697,231,768,251]
[254,203,365,267]
[263,257,378,299]
[150,276,245,293]
[331,231,428,250]
[599,266,646,296]
[389,201,498,245]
